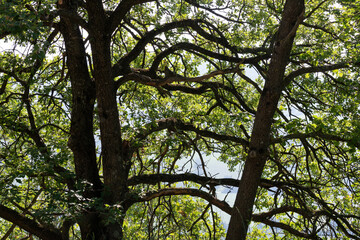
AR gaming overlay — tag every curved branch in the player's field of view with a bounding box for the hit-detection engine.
[117,68,256,114]
[188,21,268,55]
[304,0,328,19]
[134,188,232,214]
[112,19,204,76]
[127,173,319,191]
[148,42,267,76]
[184,0,247,24]
[284,62,352,86]
[253,205,323,220]
[112,22,270,77]
[132,117,248,147]
[128,173,360,238]
[0,204,62,240]
[147,42,268,75]
[0,115,75,189]
[108,0,155,35]
[162,83,210,94]
[261,179,360,238]
[302,22,338,39]
[118,66,241,87]
[251,217,319,239]
[254,206,360,240]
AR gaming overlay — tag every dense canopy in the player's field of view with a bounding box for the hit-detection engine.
[0,0,360,239]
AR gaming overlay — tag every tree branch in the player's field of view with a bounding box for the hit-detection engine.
[147,41,268,76]
[57,9,88,30]
[112,19,204,76]
[133,188,232,214]
[146,42,268,76]
[184,0,247,24]
[128,173,240,188]
[284,62,352,86]
[302,22,338,39]
[127,173,320,191]
[162,83,210,95]
[271,130,358,147]
[251,217,319,239]
[117,66,241,88]
[128,172,360,238]
[0,204,62,240]
[112,19,270,77]
[253,205,321,220]
[108,0,155,35]
[132,117,248,147]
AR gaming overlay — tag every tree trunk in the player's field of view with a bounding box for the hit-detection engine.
[226,1,305,239]
[85,1,132,239]
[58,1,107,239]
[59,1,129,239]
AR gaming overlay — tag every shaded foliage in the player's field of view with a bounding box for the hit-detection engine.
[0,0,360,239]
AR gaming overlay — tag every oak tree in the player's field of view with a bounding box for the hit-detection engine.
[0,0,360,239]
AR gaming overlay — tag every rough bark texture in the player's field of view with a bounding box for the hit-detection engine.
[59,1,101,192]
[58,0,126,239]
[56,1,141,239]
[0,205,63,240]
[83,1,132,239]
[86,1,126,202]
[226,1,305,239]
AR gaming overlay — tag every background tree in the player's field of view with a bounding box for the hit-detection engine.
[0,0,360,239]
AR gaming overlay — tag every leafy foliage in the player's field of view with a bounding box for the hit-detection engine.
[0,0,360,239]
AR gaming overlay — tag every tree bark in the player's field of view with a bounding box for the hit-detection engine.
[226,1,305,239]
[59,1,101,193]
[58,1,124,239]
[86,1,126,203]
[0,205,63,240]
[85,1,132,239]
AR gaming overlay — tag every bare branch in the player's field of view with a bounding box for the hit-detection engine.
[302,22,339,39]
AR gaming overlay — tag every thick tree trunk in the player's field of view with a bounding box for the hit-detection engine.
[59,1,128,239]
[58,2,108,239]
[226,1,305,239]
[85,1,132,239]
[59,3,102,193]
[86,6,127,204]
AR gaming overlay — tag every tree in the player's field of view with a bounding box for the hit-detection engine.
[0,0,360,239]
